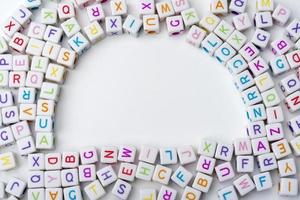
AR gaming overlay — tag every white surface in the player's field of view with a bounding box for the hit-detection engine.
[0,0,300,199]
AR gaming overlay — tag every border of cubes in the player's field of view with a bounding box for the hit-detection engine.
[1,0,300,199]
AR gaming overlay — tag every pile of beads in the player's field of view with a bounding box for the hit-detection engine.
[0,0,300,199]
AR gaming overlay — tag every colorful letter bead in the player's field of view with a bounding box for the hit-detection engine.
[84,180,105,200]
[215,162,235,182]
[27,22,46,40]
[192,172,213,193]
[171,0,190,13]
[105,16,123,36]
[118,162,137,182]
[44,26,63,44]
[63,186,82,200]
[45,188,63,200]
[100,146,118,164]
[248,56,269,77]
[16,135,36,155]
[233,174,255,196]
[79,164,96,182]
[255,12,273,29]
[214,20,234,40]
[96,165,118,187]
[140,189,157,200]
[256,0,274,12]
[156,0,175,20]
[9,32,29,53]
[196,155,216,175]
[31,56,49,73]
[236,155,254,173]
[271,139,292,159]
[177,146,196,165]
[290,136,300,156]
[139,146,158,164]
[28,170,44,188]
[157,186,177,200]
[62,152,79,168]
[181,8,199,28]
[227,54,248,74]
[234,138,252,155]
[229,0,247,14]
[257,152,277,172]
[265,123,284,141]
[118,146,136,163]
[279,73,300,96]
[286,19,300,42]
[123,15,143,37]
[285,91,300,112]
[251,137,270,155]
[0,152,16,171]
[27,188,45,200]
[36,99,55,116]
[266,106,284,124]
[135,161,155,181]
[217,185,238,200]
[226,30,247,51]
[0,71,9,87]
[210,0,228,14]
[166,15,185,36]
[112,179,132,200]
[57,48,77,68]
[288,115,300,136]
[160,147,177,165]
[42,41,62,60]
[270,38,292,56]
[232,13,252,31]
[143,14,160,34]
[269,55,290,75]
[75,0,96,9]
[19,101,36,120]
[79,146,98,164]
[248,105,265,122]
[253,172,272,191]
[1,17,21,37]
[278,158,297,177]
[239,42,259,62]
[272,4,291,25]
[278,178,298,196]
[201,33,223,55]
[61,17,81,38]
[28,153,45,170]
[254,72,274,92]
[251,28,271,49]
[87,4,105,22]
[186,25,207,48]
[261,88,281,107]
[35,116,53,132]
[23,0,42,10]
[25,38,45,56]
[110,0,127,16]
[5,177,26,198]
[171,166,193,188]
[139,0,155,16]
[26,71,44,88]
[214,42,236,63]
[68,32,90,55]
[13,6,32,27]
[45,153,62,170]
[41,8,57,25]
[199,13,220,32]
[286,50,300,69]
[58,3,76,20]
[181,186,201,200]
[215,142,233,161]
[83,21,105,44]
[198,139,217,157]
[61,168,79,187]
[152,165,172,185]
[40,82,61,101]
[2,106,19,125]
[35,132,54,149]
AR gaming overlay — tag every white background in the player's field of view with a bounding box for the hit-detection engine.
[1,0,300,199]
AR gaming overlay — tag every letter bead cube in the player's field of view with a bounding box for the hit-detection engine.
[278,158,297,177]
[254,72,274,92]
[159,147,178,165]
[139,146,158,164]
[105,16,123,36]
[41,8,57,25]
[1,17,21,38]
[251,137,270,156]
[157,186,177,200]
[177,146,196,165]
[251,28,271,49]
[123,15,143,37]
[152,165,172,185]
[186,25,207,48]
[63,186,82,200]
[246,104,267,122]
[257,153,277,172]
[239,42,259,62]
[236,156,254,173]
[61,17,81,38]
[118,162,137,182]
[171,166,193,188]
[112,179,132,200]
[266,106,284,124]
[217,185,238,200]
[261,88,281,107]
[288,115,300,136]
[234,138,252,155]
[243,84,263,103]
[226,30,247,51]
[210,0,228,14]
[9,32,29,53]
[75,0,96,9]
[196,155,216,175]
[45,63,66,84]
[57,48,77,68]
[272,4,291,26]
[0,90,14,108]
[215,162,235,182]
[255,12,273,29]
[84,21,105,44]
[166,15,185,36]
[62,152,79,168]
[290,136,300,156]
[97,165,118,187]
[27,22,46,40]
[270,38,292,56]
[253,172,272,191]
[118,146,136,163]
[214,42,236,63]
[140,189,157,200]
[279,73,300,96]
[256,0,274,12]
[35,116,53,132]
[58,3,76,20]
[84,180,106,200]
[80,146,98,164]
[266,123,284,141]
[135,161,155,181]
[271,139,292,159]
[2,106,19,125]
[233,174,255,196]
[35,132,54,150]
[0,54,13,70]
[181,8,199,28]
[42,42,62,61]
[234,70,254,92]
[40,82,61,101]
[86,4,105,22]
[214,20,234,40]
[28,188,45,200]
[201,33,223,55]
[45,188,63,200]
[156,0,175,20]
[192,172,213,193]
[285,91,300,112]
[44,26,63,44]
[79,164,96,182]
[286,20,300,42]
[36,99,55,116]
[232,13,252,31]
[5,177,27,198]
[139,0,155,16]
[229,0,247,14]
[0,71,9,87]
[31,56,49,73]
[26,38,45,56]
[45,153,62,171]
[286,50,300,69]
[199,14,220,32]
[68,32,90,55]
[28,170,44,188]
[45,171,61,188]
[28,153,45,170]
[61,168,79,187]
[143,14,160,34]
[181,186,201,200]
[214,143,233,161]
[278,178,298,196]
[16,136,36,156]
[0,152,16,171]
[110,0,127,16]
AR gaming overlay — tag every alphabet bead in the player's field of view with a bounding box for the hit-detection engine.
[118,146,136,163]
[251,137,270,156]
[35,116,53,132]
[256,0,274,12]
[2,106,19,125]
[192,172,213,193]
[249,56,269,77]
[159,147,178,165]
[84,21,105,43]
[79,164,96,182]
[251,28,271,49]
[214,20,234,40]
[254,12,273,29]
[236,155,254,173]
[62,152,79,168]
[271,139,292,159]
[198,139,217,157]
[40,82,61,101]
[181,8,199,28]
[166,15,185,36]
[265,122,284,141]
[285,91,300,112]
[270,38,292,56]
[26,71,44,88]
[105,16,123,36]
[96,165,117,187]
[118,162,137,182]
[0,71,9,87]
[196,155,216,175]
[75,0,96,9]
[217,185,238,200]
[143,14,160,34]
[201,33,223,55]
[41,8,57,25]
[123,15,143,37]
[63,186,82,200]
[61,17,81,38]
[31,56,49,73]
[45,188,63,200]
[35,132,54,149]
[286,50,300,69]
[226,30,247,50]
[9,32,29,53]
[45,153,62,170]
[278,178,298,196]
[61,168,79,187]
[272,4,291,26]
[186,25,207,48]
[0,152,16,171]
[199,14,220,32]
[253,172,272,191]
[5,177,26,198]
[177,146,196,165]
[44,26,63,44]
[57,48,77,68]
[278,158,296,177]
[171,166,193,187]
[214,42,236,63]
[139,0,155,16]
[247,121,266,138]
[28,153,45,170]
[261,88,281,107]
[239,42,259,62]
[100,146,118,164]
[19,102,36,119]
[140,189,157,200]
[87,4,105,22]
[112,179,132,200]
[84,180,105,200]
[232,13,252,31]
[279,73,300,96]
[242,86,262,106]
[266,106,284,124]
[210,0,228,14]
[290,136,300,156]
[110,0,127,16]
[42,42,62,60]
[139,146,158,164]
[27,22,46,39]
[28,188,45,200]
[152,165,172,185]
[181,186,201,200]
[233,174,255,196]
[254,72,274,93]
[157,186,177,200]
[227,54,248,74]
[156,0,175,20]
[286,19,300,42]
[215,162,235,182]
[269,55,290,75]
[28,170,44,188]
[171,0,190,13]
[23,0,41,10]
[13,6,32,27]
[135,161,155,181]
[25,38,45,56]
[246,104,267,122]
[11,121,31,140]
[234,138,252,155]
[257,152,277,172]
[68,32,90,55]
[58,3,76,21]
[79,146,98,164]
[229,0,247,14]
[1,17,21,37]
[215,142,233,161]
